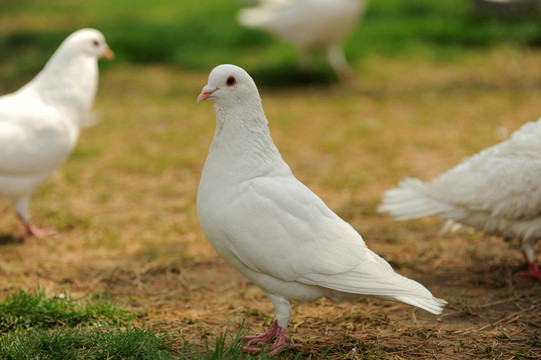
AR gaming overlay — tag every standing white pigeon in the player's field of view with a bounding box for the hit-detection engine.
[378,119,541,282]
[0,28,113,238]
[237,0,367,81]
[196,64,446,356]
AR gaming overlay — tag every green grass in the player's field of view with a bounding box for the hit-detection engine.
[0,289,179,359]
[0,290,295,359]
[0,289,137,331]
[0,325,177,360]
[1,0,541,89]
[178,325,266,360]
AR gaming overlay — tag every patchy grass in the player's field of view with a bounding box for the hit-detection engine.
[0,289,136,331]
[0,325,177,360]
[0,289,178,359]
[177,324,277,360]
[0,1,541,359]
[0,51,539,359]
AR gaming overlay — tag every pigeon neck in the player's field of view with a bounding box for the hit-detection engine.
[26,52,98,127]
[209,99,285,177]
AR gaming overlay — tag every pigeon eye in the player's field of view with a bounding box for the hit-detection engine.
[92,40,99,47]
[226,76,236,87]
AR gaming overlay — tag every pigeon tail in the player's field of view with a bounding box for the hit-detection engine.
[303,260,447,315]
[237,7,275,28]
[378,178,456,221]
[380,270,447,315]
[372,274,447,315]
[382,269,447,315]
[393,294,447,315]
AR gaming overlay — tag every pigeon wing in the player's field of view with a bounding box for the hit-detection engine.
[421,119,541,221]
[207,174,434,301]
[0,93,76,175]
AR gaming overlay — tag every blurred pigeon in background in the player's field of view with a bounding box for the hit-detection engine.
[237,0,367,81]
[378,119,541,281]
[0,28,113,238]
[197,64,446,356]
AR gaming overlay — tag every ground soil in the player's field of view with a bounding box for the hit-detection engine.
[0,52,540,359]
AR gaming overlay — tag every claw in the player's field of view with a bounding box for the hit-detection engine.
[518,262,541,282]
[26,224,57,238]
[242,320,280,346]
[17,214,56,238]
[241,320,301,357]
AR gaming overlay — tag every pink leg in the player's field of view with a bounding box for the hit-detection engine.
[265,326,303,357]
[518,261,541,282]
[242,320,280,346]
[17,214,56,238]
[242,320,302,356]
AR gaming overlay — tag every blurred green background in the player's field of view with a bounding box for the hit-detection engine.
[1,0,541,91]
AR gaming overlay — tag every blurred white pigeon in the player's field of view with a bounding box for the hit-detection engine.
[378,119,541,282]
[197,64,446,356]
[0,28,113,238]
[237,0,367,81]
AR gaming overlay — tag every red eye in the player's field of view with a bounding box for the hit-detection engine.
[226,76,236,87]
[92,40,99,47]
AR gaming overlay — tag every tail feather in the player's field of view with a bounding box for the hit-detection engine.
[394,295,448,315]
[369,271,447,315]
[378,178,454,220]
[237,7,276,28]
[237,0,296,28]
[372,271,447,315]
[303,263,447,315]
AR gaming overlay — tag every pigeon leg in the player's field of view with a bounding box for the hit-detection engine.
[17,214,56,238]
[265,326,302,357]
[519,247,541,281]
[15,196,55,238]
[326,44,354,82]
[518,261,541,282]
[242,319,280,346]
[242,294,301,355]
[242,321,301,356]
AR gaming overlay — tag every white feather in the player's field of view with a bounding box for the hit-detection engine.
[379,118,541,267]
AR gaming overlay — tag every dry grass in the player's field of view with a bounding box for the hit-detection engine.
[0,49,540,358]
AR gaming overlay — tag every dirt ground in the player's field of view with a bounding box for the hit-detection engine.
[1,209,539,359]
[0,51,540,359]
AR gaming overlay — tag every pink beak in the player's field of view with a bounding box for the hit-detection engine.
[197,86,217,103]
[103,47,115,61]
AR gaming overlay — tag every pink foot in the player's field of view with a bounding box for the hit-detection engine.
[25,224,56,238]
[242,320,280,346]
[17,214,56,238]
[241,321,302,356]
[518,262,541,282]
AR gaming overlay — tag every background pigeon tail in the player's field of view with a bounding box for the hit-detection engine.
[237,8,274,28]
[377,178,454,220]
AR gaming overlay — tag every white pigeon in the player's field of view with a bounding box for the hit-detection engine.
[0,28,113,238]
[378,119,541,282]
[237,0,367,81]
[196,64,446,356]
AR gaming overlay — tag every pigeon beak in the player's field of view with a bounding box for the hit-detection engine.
[197,86,218,103]
[103,47,115,61]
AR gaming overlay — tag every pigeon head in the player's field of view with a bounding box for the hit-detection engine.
[58,28,114,61]
[197,64,260,105]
